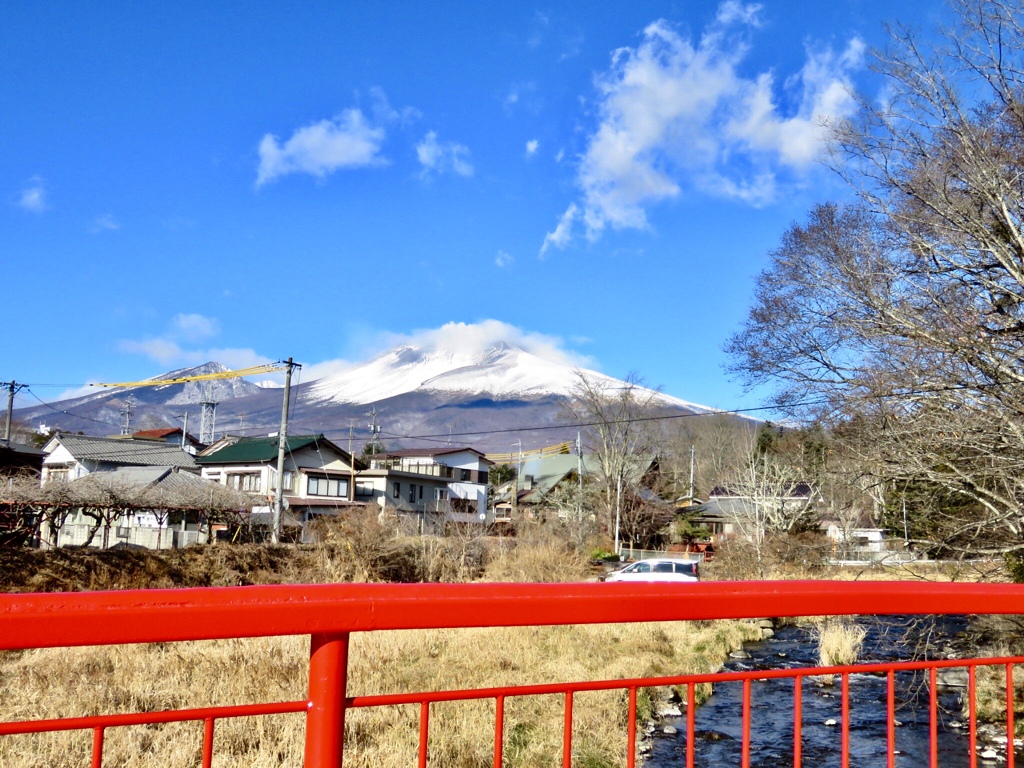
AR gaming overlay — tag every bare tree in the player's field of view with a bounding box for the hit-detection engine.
[728,0,1024,558]
[562,371,660,552]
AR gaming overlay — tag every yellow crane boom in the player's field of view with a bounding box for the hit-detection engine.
[90,362,288,388]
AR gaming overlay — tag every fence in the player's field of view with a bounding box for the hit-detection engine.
[1,581,1023,767]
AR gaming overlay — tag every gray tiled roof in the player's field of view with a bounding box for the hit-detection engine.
[50,434,198,469]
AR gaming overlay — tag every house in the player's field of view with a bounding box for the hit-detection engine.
[684,482,819,543]
[129,427,205,454]
[40,433,199,484]
[196,434,366,539]
[365,447,493,527]
[357,455,469,535]
[492,453,666,525]
[52,465,251,549]
[0,439,45,476]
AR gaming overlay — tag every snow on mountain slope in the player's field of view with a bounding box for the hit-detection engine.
[305,340,719,414]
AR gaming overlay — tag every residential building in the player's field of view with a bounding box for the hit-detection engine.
[366,447,493,526]
[196,434,366,539]
[53,465,247,549]
[40,433,199,484]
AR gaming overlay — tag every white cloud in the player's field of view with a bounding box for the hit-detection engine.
[541,6,863,253]
[256,108,388,186]
[375,320,597,369]
[416,131,474,177]
[90,214,120,234]
[495,250,514,268]
[525,139,539,157]
[716,1,763,26]
[118,313,270,370]
[17,177,47,213]
[540,203,579,257]
[172,313,219,341]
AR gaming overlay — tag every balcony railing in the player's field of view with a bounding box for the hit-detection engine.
[1,581,1023,767]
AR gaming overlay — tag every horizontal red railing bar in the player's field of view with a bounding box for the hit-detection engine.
[0,699,309,736]
[3,581,1024,650]
[345,654,1024,708]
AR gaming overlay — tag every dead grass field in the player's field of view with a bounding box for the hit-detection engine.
[0,618,761,767]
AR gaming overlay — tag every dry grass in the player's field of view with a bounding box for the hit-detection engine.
[0,621,761,767]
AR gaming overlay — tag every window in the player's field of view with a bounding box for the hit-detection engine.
[434,488,449,501]
[230,473,261,492]
[308,476,349,497]
[272,470,294,492]
[460,469,471,482]
[392,482,401,498]
[408,484,416,502]
[355,482,374,498]
[418,485,423,500]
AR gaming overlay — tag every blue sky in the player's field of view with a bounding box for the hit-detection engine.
[2,0,945,415]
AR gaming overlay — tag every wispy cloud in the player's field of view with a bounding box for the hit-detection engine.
[119,313,270,370]
[90,214,120,233]
[525,139,539,157]
[495,250,514,268]
[257,107,388,186]
[541,4,863,253]
[416,131,474,177]
[17,177,47,213]
[373,320,597,369]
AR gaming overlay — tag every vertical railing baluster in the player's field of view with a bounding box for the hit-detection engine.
[970,666,978,768]
[626,687,637,768]
[91,726,104,768]
[687,682,696,768]
[742,679,751,768]
[887,669,896,768]
[841,673,850,768]
[1007,664,1016,768]
[563,691,574,768]
[494,694,505,768]
[303,632,350,768]
[930,666,938,768]
[202,717,215,768]
[793,675,802,768]
[419,701,430,768]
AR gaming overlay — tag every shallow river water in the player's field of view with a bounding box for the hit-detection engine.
[644,615,1008,768]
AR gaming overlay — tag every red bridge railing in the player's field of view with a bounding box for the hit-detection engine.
[1,580,1023,767]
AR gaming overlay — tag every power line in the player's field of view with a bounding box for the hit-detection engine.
[23,388,123,429]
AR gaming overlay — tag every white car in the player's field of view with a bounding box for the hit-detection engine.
[601,558,700,583]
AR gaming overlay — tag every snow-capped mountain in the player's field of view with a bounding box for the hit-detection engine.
[306,340,713,413]
[13,341,740,451]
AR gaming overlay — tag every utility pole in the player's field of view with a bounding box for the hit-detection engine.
[4,381,26,442]
[273,358,301,544]
[576,432,584,522]
[366,407,381,455]
[180,412,189,453]
[119,397,135,435]
[348,422,355,502]
[688,445,696,505]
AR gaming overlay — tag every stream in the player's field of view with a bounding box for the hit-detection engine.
[645,615,1014,768]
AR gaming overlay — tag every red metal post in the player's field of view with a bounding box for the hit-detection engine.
[742,679,751,768]
[686,682,695,768]
[91,726,104,768]
[626,687,637,768]
[418,701,430,768]
[304,633,350,768]
[929,667,938,768]
[970,666,978,768]
[1007,664,1016,768]
[202,718,215,768]
[841,673,850,768]
[887,670,895,768]
[494,695,505,768]
[793,675,802,768]
[562,691,574,768]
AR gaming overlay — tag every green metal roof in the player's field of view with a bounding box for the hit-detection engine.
[196,435,323,465]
